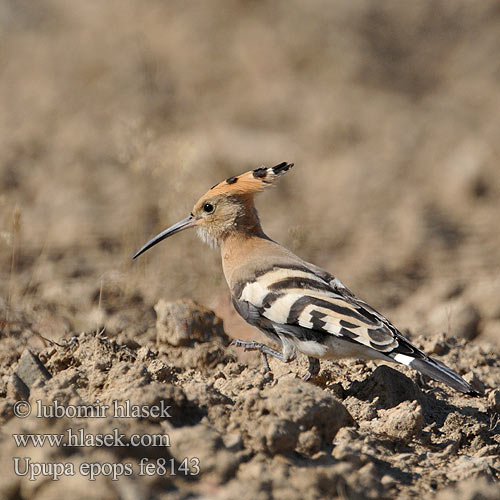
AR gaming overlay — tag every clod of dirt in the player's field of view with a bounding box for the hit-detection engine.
[332,427,370,467]
[155,298,229,347]
[342,396,378,423]
[168,424,242,483]
[435,477,500,500]
[348,365,424,409]
[372,400,424,442]
[173,342,235,371]
[235,379,354,455]
[114,382,201,426]
[442,454,499,484]
[15,349,52,391]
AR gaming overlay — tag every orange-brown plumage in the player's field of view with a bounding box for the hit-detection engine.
[205,162,293,198]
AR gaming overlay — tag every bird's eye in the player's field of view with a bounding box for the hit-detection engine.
[203,203,214,213]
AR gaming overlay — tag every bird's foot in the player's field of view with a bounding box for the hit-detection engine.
[230,339,288,362]
[302,356,320,381]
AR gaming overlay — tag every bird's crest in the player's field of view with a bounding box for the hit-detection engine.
[206,162,293,198]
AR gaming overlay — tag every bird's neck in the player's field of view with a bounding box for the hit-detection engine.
[218,199,281,284]
[219,228,270,283]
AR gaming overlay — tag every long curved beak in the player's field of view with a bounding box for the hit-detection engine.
[132,215,197,260]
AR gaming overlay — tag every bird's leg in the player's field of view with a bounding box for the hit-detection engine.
[261,352,271,372]
[230,339,289,362]
[302,356,320,381]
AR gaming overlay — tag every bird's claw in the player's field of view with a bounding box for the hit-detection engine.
[302,356,320,381]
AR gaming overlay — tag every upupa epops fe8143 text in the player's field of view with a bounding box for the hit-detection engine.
[134,163,478,396]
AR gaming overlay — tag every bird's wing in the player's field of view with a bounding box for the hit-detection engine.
[233,263,425,359]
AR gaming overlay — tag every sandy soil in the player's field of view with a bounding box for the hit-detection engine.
[1,1,500,499]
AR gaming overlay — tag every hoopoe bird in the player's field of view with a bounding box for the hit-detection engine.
[134,163,478,395]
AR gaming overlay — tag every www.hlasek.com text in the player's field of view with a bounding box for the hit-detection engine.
[13,428,171,448]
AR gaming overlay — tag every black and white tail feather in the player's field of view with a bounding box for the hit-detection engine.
[232,260,479,396]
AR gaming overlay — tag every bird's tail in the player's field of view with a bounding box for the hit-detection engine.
[391,353,480,396]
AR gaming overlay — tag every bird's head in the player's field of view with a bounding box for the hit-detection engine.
[133,162,293,259]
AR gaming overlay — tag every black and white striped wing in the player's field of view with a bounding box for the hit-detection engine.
[234,264,424,359]
[233,263,478,395]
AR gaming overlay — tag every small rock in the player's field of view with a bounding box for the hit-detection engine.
[487,388,500,413]
[7,373,30,400]
[147,359,172,382]
[16,349,52,389]
[463,372,485,395]
[425,333,449,356]
[136,346,155,362]
[222,432,243,451]
[155,298,229,347]
[381,475,397,488]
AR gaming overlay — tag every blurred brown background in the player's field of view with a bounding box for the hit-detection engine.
[1,0,499,346]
